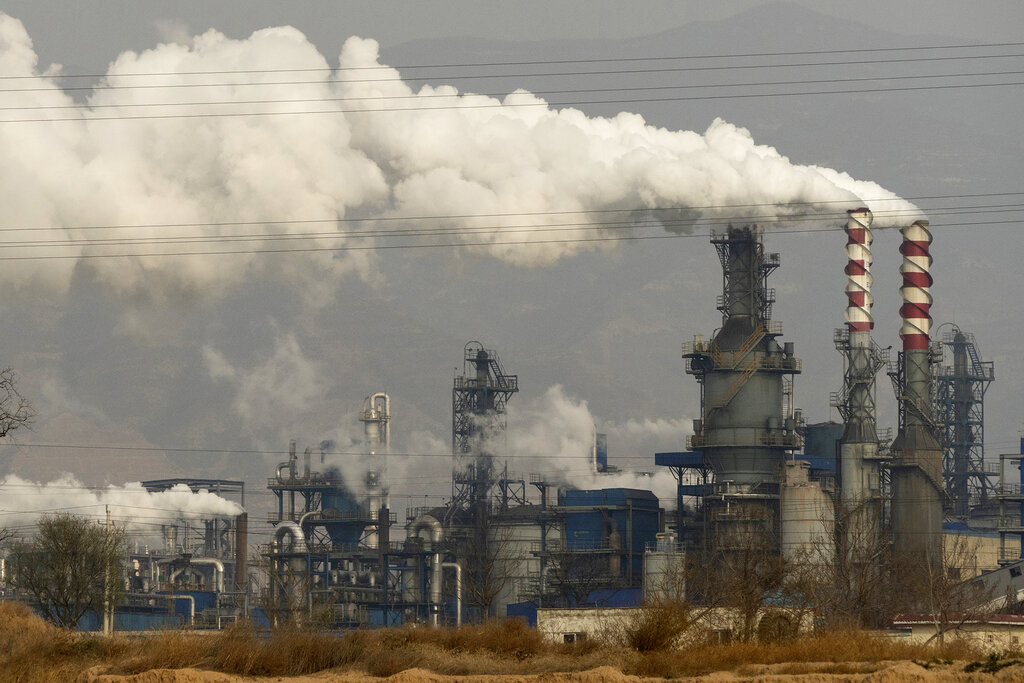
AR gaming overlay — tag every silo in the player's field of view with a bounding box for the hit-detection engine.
[683,226,802,555]
[781,460,834,564]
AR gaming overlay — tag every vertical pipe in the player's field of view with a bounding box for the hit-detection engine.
[235,513,248,591]
[1019,438,1024,559]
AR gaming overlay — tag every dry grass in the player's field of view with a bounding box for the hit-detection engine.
[623,628,983,678]
[0,601,1000,681]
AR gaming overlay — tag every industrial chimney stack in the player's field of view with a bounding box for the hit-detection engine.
[834,209,886,564]
[890,219,944,586]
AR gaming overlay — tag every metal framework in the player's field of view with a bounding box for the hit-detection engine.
[451,342,519,511]
[934,326,995,518]
[682,226,801,556]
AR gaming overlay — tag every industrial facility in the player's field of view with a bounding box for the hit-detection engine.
[6,211,1024,633]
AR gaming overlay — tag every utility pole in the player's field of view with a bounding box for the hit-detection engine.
[103,505,112,636]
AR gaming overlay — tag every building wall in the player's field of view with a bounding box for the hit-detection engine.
[894,621,1024,653]
[536,606,812,645]
[944,532,1020,578]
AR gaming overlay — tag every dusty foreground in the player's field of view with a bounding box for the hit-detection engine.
[7,603,1024,682]
[78,661,1024,682]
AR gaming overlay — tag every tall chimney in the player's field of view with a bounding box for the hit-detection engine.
[234,512,248,591]
[891,219,943,593]
[837,208,884,565]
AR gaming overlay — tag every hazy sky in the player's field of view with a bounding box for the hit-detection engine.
[0,1,1020,533]
[4,1,1024,69]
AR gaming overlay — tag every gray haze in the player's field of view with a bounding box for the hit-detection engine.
[0,2,1021,536]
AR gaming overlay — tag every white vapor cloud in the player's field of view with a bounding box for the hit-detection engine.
[0,14,920,307]
[506,385,681,502]
[203,333,324,448]
[0,473,242,537]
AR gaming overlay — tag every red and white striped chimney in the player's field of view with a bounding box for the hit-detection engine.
[899,220,933,351]
[844,208,874,337]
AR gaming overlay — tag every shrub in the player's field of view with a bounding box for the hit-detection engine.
[625,601,691,652]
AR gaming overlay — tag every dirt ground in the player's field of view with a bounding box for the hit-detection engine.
[78,661,1024,682]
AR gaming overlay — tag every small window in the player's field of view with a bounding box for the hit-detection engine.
[563,632,586,644]
[1010,566,1022,578]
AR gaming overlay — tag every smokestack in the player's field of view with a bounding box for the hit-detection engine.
[891,219,943,594]
[899,220,933,352]
[836,208,883,568]
[845,208,874,338]
[235,512,248,591]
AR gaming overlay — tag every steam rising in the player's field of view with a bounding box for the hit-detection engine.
[0,474,243,536]
[507,385,681,501]
[0,14,921,305]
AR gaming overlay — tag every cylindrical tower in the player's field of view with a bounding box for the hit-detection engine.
[836,209,885,563]
[891,219,944,580]
[684,226,801,554]
[359,392,391,549]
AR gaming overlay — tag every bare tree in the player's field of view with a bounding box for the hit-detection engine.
[0,367,33,438]
[890,534,996,646]
[0,368,34,541]
[538,548,614,608]
[6,513,125,629]
[448,504,526,620]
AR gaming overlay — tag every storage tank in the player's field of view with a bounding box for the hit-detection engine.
[781,460,834,564]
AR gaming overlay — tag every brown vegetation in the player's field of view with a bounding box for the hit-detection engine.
[0,601,1015,682]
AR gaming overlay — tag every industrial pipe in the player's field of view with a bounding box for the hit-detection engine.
[274,521,307,552]
[410,515,443,627]
[188,558,225,593]
[441,562,462,627]
[167,594,195,627]
[235,513,248,590]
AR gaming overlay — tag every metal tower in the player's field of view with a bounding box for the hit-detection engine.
[935,327,994,518]
[683,225,802,555]
[451,342,519,512]
[359,392,392,549]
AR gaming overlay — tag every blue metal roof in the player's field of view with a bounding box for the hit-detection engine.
[655,451,704,468]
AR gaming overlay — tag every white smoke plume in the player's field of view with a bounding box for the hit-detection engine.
[202,332,326,449]
[506,385,680,503]
[0,474,243,538]
[0,14,921,305]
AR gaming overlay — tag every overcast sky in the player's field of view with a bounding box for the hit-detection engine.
[0,1,1020,532]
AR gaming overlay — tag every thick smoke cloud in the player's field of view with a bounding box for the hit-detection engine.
[506,385,679,502]
[0,14,920,306]
[0,474,242,537]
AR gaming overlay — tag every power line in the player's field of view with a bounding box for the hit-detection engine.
[1,78,1022,123]
[0,216,1018,262]
[8,50,1024,95]
[5,68,1023,114]
[0,204,1017,250]
[18,40,1024,81]
[0,191,1014,234]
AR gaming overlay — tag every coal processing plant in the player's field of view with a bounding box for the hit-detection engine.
[9,211,1024,632]
[252,208,1024,628]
